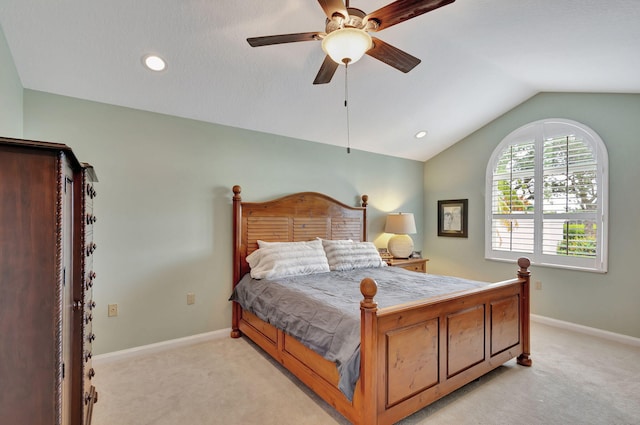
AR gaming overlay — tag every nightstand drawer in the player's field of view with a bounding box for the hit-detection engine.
[401,262,426,273]
[386,258,429,273]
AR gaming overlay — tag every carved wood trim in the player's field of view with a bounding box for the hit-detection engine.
[55,152,65,425]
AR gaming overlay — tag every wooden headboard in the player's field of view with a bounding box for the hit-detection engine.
[232,185,368,285]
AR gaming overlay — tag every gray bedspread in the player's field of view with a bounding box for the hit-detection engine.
[229,267,488,400]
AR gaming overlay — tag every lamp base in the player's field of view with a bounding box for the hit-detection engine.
[387,234,414,259]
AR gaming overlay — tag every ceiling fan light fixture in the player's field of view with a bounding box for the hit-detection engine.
[322,28,372,65]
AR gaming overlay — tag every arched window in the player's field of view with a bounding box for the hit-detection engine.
[485,119,608,272]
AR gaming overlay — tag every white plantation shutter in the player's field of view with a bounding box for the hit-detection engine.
[490,141,535,254]
[542,135,599,259]
[485,119,608,272]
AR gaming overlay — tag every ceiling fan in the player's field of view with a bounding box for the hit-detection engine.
[247,0,455,84]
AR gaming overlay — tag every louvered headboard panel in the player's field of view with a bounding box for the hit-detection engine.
[232,186,368,284]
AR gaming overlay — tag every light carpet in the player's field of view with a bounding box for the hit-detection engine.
[92,322,640,425]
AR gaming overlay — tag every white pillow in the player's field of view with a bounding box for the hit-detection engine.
[321,239,386,271]
[246,239,330,279]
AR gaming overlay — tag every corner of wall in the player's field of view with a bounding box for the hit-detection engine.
[0,23,24,138]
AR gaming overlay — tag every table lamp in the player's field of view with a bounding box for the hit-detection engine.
[385,212,417,259]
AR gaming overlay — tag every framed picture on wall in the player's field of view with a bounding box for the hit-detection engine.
[438,199,468,238]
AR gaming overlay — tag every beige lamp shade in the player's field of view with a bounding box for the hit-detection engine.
[385,213,416,258]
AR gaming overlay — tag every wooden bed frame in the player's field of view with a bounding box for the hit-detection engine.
[230,186,532,425]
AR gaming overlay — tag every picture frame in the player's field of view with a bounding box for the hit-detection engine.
[438,199,468,238]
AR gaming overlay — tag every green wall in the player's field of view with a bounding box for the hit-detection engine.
[424,92,640,338]
[23,90,425,354]
[0,24,23,137]
[4,27,638,349]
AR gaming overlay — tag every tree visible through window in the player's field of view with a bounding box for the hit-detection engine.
[485,119,608,272]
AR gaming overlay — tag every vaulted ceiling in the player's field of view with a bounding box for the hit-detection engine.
[1,0,639,161]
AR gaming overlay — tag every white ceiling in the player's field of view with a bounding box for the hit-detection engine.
[1,0,639,161]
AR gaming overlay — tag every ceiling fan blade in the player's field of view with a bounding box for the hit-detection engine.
[317,0,348,20]
[366,0,455,32]
[313,55,340,85]
[366,37,421,73]
[247,32,322,47]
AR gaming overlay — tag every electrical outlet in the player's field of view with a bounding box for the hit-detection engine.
[108,303,118,317]
[187,293,195,305]
[535,281,542,290]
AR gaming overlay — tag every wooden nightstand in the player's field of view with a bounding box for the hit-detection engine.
[386,258,429,273]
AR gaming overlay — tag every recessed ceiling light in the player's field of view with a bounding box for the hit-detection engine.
[143,55,166,72]
[415,130,428,139]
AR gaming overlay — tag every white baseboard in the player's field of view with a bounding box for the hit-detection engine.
[93,318,639,365]
[531,314,640,347]
[93,328,231,365]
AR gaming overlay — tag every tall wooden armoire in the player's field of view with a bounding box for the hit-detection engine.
[0,137,98,424]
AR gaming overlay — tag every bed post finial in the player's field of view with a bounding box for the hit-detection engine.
[517,257,531,277]
[361,194,368,208]
[233,185,242,201]
[360,278,377,310]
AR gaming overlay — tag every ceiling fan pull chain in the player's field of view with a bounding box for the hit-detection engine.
[345,63,351,154]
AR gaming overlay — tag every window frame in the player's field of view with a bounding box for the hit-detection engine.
[485,118,609,273]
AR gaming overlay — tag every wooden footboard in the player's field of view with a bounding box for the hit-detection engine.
[359,257,531,424]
